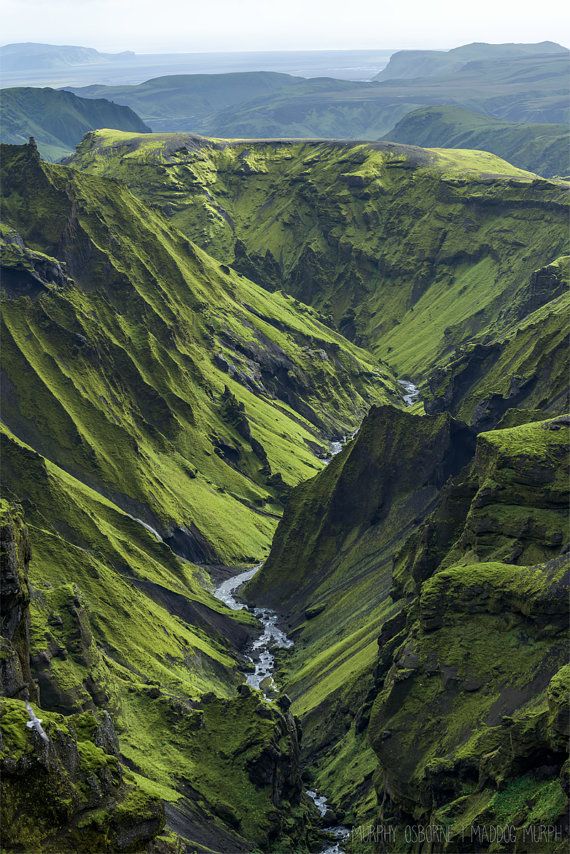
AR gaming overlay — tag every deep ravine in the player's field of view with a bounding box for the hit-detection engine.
[212,383,421,851]
[213,564,351,853]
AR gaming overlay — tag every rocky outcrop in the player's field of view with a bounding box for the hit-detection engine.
[0,501,169,852]
[1,699,166,852]
[0,501,35,700]
[368,418,570,849]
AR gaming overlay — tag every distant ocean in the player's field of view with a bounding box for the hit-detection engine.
[1,49,395,89]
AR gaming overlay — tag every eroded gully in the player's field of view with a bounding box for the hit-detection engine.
[212,380,420,853]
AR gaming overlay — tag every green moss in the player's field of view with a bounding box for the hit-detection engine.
[69,131,569,378]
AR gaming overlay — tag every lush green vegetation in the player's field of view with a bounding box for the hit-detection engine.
[0,87,150,161]
[1,112,568,852]
[1,139,397,564]
[69,130,569,383]
[384,105,570,177]
[252,408,569,844]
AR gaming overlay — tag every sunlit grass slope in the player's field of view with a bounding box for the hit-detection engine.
[1,140,398,565]
[70,131,569,380]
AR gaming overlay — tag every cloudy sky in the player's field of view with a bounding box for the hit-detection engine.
[2,0,568,52]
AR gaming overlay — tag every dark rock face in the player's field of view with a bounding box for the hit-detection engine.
[368,419,570,848]
[164,522,221,565]
[0,502,168,852]
[248,705,302,808]
[0,504,35,699]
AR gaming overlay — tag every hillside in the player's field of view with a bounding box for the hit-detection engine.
[1,140,398,565]
[66,72,304,133]
[245,406,569,839]
[384,105,570,177]
[374,40,568,81]
[69,131,570,384]
[0,138,402,850]
[0,87,150,160]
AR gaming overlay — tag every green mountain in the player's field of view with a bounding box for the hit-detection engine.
[0,87,150,161]
[69,131,569,384]
[63,43,570,141]
[374,41,568,81]
[66,71,304,132]
[383,105,570,177]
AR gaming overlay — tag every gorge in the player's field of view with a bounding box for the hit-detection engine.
[0,125,568,854]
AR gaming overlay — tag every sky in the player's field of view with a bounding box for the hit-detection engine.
[1,0,569,53]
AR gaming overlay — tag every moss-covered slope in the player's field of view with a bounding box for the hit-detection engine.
[370,418,569,848]
[1,140,398,566]
[243,406,475,826]
[424,256,569,428]
[69,131,569,379]
[0,437,312,851]
[0,140,402,849]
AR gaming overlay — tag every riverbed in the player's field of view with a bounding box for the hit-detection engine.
[213,561,350,852]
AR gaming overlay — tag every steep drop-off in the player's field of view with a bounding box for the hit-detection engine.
[69,131,569,381]
[247,403,569,847]
[1,139,398,565]
[244,406,475,826]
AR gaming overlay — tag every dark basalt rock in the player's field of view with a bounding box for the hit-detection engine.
[0,504,35,700]
[164,522,221,565]
[0,502,167,852]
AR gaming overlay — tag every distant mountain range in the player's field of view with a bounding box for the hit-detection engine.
[0,42,135,71]
[0,43,392,87]
[64,42,569,136]
[374,40,567,80]
[1,40,568,175]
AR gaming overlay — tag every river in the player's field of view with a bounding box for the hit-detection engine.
[213,559,350,852]
[398,378,420,407]
[212,398,420,850]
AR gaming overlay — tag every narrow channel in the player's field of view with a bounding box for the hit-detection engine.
[213,554,351,851]
[212,393,420,851]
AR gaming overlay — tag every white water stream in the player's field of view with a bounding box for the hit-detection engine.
[399,378,420,407]
[214,544,350,851]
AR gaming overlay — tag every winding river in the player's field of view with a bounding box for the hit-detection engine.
[213,387,419,850]
[213,549,350,851]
